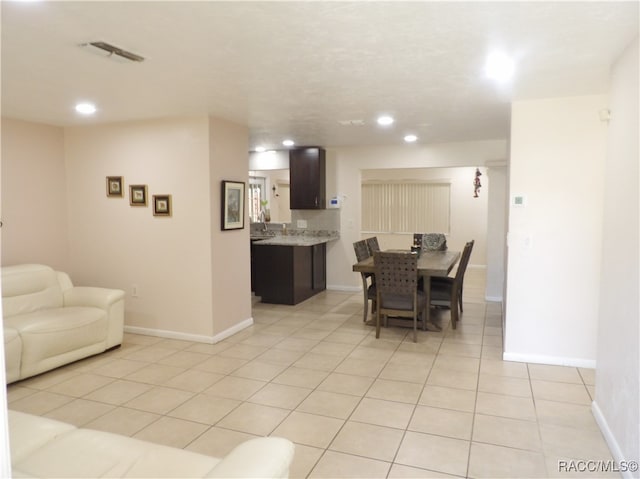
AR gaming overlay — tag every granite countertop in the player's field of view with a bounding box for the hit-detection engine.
[251,233,338,246]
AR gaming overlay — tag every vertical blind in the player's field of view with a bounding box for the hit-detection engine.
[361,181,451,233]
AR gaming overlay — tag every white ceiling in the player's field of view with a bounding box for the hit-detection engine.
[2,1,638,149]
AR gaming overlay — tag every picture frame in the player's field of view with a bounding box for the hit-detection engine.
[221,180,245,230]
[129,185,148,206]
[153,194,172,217]
[106,176,123,197]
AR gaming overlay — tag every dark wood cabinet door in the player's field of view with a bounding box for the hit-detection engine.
[289,147,326,209]
[312,243,326,292]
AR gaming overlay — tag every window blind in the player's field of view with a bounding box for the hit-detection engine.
[361,181,450,233]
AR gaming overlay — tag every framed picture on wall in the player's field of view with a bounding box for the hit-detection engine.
[106,176,123,197]
[129,185,148,206]
[221,180,245,230]
[153,194,172,217]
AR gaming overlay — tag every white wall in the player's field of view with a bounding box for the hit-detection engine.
[360,167,489,267]
[1,119,69,270]
[504,95,608,367]
[593,37,639,474]
[326,140,507,290]
[209,117,252,336]
[485,164,508,301]
[64,117,217,339]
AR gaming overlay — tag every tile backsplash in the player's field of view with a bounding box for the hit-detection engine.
[251,209,340,237]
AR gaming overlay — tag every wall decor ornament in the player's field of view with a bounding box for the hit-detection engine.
[106,176,123,197]
[129,185,148,206]
[153,194,172,217]
[473,168,482,198]
[222,180,245,230]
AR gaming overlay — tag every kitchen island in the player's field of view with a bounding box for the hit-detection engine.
[251,234,337,305]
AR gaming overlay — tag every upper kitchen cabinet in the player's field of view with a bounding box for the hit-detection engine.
[289,147,325,209]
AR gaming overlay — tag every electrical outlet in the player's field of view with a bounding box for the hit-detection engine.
[132,284,139,298]
[297,219,307,229]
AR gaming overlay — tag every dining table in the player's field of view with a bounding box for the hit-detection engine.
[352,249,461,331]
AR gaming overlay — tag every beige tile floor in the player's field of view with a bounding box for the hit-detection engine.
[7,269,615,478]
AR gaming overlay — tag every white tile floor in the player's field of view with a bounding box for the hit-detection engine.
[7,269,615,478]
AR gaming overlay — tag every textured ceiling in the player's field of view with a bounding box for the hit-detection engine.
[1,1,638,149]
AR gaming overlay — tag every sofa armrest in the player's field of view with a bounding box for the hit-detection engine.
[63,287,125,348]
[63,287,124,310]
[206,437,295,478]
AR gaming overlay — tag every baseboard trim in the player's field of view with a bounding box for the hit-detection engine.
[327,285,361,292]
[485,295,503,302]
[124,317,253,345]
[502,352,596,369]
[591,400,635,479]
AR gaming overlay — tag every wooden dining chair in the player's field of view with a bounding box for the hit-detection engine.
[374,251,426,342]
[430,240,474,329]
[365,236,380,254]
[353,240,376,323]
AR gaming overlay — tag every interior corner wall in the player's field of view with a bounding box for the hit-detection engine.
[1,118,69,270]
[504,95,608,367]
[64,117,216,339]
[327,140,508,291]
[593,37,639,471]
[208,117,251,335]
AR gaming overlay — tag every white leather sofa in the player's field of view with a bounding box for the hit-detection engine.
[2,264,125,384]
[9,410,295,477]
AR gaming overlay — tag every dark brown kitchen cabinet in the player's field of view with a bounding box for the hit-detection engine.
[252,243,326,305]
[289,147,325,209]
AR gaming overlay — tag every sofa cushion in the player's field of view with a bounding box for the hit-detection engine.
[4,307,107,365]
[9,411,295,478]
[9,410,76,464]
[2,264,63,317]
[13,428,221,478]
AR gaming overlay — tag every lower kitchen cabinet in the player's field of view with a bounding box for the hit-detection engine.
[253,243,326,305]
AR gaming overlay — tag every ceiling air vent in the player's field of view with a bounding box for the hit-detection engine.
[82,41,145,62]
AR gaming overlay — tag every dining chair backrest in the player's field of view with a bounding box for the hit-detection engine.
[454,240,474,284]
[374,251,419,297]
[353,240,371,262]
[366,237,380,254]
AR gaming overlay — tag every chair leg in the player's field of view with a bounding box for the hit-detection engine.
[362,288,368,322]
[459,284,464,312]
[451,290,459,329]
[375,309,381,339]
[412,312,417,343]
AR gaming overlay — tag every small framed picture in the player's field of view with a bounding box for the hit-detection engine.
[129,185,148,206]
[153,194,172,217]
[222,180,245,230]
[106,176,123,197]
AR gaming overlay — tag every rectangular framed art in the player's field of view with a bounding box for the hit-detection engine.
[221,180,245,230]
[129,185,148,206]
[106,176,123,197]
[153,194,172,217]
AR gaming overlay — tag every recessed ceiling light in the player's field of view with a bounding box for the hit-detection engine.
[485,52,515,82]
[282,139,295,147]
[255,146,266,152]
[404,134,418,143]
[75,102,97,115]
[377,115,394,126]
